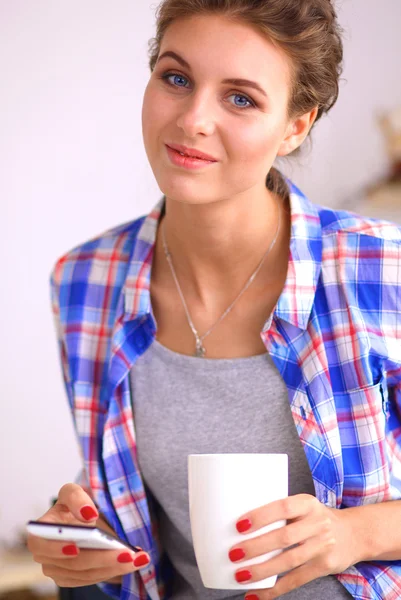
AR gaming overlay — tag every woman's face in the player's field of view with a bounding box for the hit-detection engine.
[142,14,295,206]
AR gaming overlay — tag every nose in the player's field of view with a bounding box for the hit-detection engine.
[175,90,217,138]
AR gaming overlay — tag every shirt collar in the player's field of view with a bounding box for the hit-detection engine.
[123,176,322,331]
[271,178,322,330]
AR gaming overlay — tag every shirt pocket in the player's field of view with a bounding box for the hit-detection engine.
[335,376,390,506]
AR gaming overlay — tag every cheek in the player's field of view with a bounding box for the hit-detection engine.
[233,123,282,169]
[142,84,163,138]
[142,87,155,133]
[142,89,177,159]
[142,113,162,171]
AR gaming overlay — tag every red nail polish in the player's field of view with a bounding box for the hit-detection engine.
[236,518,252,533]
[235,569,252,583]
[117,552,133,563]
[80,505,98,521]
[245,595,260,600]
[229,548,245,562]
[134,554,150,568]
[62,544,78,556]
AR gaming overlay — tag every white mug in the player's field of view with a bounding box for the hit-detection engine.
[188,453,288,590]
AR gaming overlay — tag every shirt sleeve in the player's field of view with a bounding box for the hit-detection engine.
[72,467,128,598]
[50,265,143,599]
[73,467,96,498]
[50,271,127,598]
[50,269,74,410]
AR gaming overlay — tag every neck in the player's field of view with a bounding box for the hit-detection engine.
[155,187,291,309]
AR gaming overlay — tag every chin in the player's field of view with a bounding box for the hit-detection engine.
[163,192,216,206]
[158,176,220,206]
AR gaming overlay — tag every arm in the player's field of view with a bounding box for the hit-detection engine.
[74,468,124,584]
[347,367,401,562]
[96,513,123,585]
[344,368,401,561]
[50,275,124,589]
[340,500,401,562]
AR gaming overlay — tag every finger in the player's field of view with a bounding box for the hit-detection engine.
[56,483,99,523]
[106,576,123,584]
[260,561,329,600]
[34,547,147,571]
[27,534,82,559]
[229,515,331,563]
[42,557,147,585]
[236,532,335,583]
[50,578,90,589]
[237,494,320,534]
[43,564,93,584]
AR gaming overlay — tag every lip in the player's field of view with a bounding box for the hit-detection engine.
[166,145,217,170]
[166,143,218,162]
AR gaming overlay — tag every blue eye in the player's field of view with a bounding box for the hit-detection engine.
[159,72,256,110]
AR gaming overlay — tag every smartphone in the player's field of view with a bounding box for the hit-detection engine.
[26,520,142,552]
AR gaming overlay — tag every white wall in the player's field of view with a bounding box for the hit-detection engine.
[1,0,400,545]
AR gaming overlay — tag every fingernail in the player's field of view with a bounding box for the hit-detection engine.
[80,505,98,521]
[117,552,134,563]
[134,554,150,568]
[235,569,252,583]
[236,518,252,533]
[245,595,260,600]
[62,544,79,556]
[229,548,246,562]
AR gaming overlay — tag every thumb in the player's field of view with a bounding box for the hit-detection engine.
[56,483,99,523]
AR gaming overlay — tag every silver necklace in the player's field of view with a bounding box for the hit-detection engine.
[161,199,282,357]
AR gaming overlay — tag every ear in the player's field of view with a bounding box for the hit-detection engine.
[277,106,319,157]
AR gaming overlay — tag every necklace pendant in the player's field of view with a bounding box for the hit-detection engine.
[195,339,206,358]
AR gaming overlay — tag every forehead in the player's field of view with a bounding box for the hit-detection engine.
[159,14,292,93]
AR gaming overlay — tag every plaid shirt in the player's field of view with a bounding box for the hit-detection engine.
[51,177,401,600]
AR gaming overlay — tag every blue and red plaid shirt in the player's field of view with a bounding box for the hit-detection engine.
[51,176,401,600]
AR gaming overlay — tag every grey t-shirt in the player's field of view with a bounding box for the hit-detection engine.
[129,340,353,599]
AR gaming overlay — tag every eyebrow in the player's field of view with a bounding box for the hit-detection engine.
[157,50,269,99]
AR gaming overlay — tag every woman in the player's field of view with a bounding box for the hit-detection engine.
[27,1,401,599]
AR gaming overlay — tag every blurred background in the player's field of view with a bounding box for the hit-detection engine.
[1,0,401,596]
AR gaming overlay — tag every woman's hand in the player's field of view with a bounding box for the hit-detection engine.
[228,493,366,599]
[27,483,150,588]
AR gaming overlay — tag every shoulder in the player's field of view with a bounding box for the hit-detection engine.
[287,177,401,243]
[314,205,401,298]
[312,205,401,322]
[316,206,401,285]
[317,204,401,244]
[50,215,146,292]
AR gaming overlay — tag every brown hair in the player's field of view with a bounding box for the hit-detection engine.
[147,0,345,201]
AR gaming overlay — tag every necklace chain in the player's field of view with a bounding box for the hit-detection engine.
[161,198,281,357]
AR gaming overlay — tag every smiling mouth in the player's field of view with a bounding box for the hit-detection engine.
[165,145,218,170]
[166,144,217,162]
